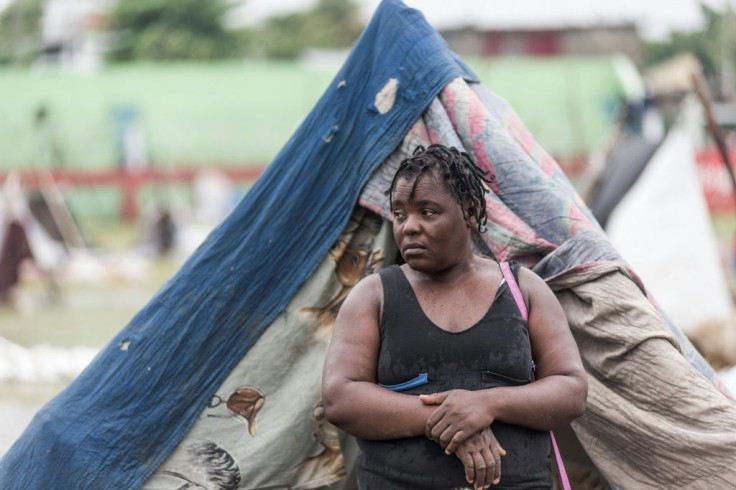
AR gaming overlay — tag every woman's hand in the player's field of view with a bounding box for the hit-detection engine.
[454,427,506,489]
[420,389,494,454]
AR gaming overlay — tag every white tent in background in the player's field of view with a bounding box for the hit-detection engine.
[605,98,733,334]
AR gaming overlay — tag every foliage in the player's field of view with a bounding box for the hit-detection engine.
[108,0,239,61]
[256,13,308,59]
[303,0,364,50]
[254,0,364,59]
[0,0,43,64]
[643,4,733,80]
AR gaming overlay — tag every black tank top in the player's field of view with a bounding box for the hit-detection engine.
[356,263,552,490]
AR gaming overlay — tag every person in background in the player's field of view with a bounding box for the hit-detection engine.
[0,218,34,306]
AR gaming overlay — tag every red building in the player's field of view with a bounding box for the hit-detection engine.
[441,24,642,67]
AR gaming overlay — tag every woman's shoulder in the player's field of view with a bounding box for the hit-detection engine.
[513,264,554,303]
[487,259,546,296]
[338,271,384,320]
[514,263,543,283]
[353,270,384,293]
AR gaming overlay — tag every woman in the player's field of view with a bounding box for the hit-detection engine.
[322,144,587,489]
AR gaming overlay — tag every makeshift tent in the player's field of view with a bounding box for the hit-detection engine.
[588,134,661,229]
[590,97,733,334]
[3,1,736,489]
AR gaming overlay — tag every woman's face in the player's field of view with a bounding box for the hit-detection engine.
[391,171,472,274]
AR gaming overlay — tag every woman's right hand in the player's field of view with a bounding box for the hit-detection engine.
[453,427,506,489]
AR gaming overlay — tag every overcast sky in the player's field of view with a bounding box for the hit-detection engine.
[234,0,735,40]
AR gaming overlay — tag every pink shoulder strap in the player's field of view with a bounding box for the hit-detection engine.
[499,261,571,490]
[500,261,527,321]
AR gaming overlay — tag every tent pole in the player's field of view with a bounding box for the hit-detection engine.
[32,170,86,250]
[692,73,736,215]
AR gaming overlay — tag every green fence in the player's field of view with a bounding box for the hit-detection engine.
[0,56,639,224]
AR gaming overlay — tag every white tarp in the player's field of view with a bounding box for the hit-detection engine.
[605,122,732,333]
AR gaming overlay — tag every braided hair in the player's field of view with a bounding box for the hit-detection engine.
[386,144,493,233]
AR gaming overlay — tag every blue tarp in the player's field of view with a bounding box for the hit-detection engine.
[0,1,476,487]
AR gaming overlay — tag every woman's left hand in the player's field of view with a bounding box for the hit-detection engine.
[454,427,506,489]
[420,389,494,454]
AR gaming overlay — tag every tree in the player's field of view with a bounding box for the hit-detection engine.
[303,0,364,50]
[257,12,309,59]
[643,3,736,93]
[108,0,239,61]
[256,0,364,59]
[0,0,44,64]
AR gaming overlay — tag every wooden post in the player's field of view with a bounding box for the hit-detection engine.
[121,170,139,223]
[692,72,736,213]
